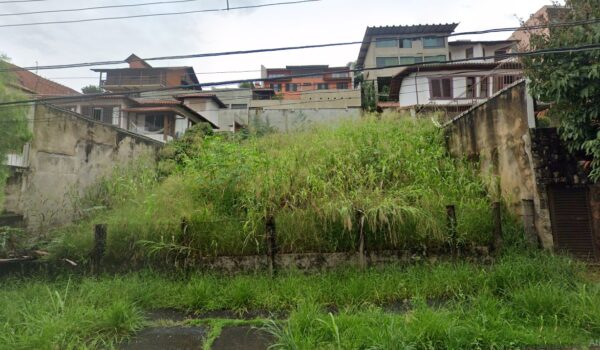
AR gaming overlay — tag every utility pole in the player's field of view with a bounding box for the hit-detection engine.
[226,0,230,10]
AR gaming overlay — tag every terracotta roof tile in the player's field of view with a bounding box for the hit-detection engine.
[4,62,80,96]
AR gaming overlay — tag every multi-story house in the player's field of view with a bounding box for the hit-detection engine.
[356,23,458,100]
[260,65,352,99]
[92,54,201,92]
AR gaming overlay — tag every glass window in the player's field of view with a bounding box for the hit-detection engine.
[331,72,350,78]
[423,36,445,48]
[466,47,474,59]
[270,83,282,92]
[399,56,423,65]
[480,77,489,98]
[494,49,508,62]
[424,55,446,63]
[231,104,248,110]
[376,57,399,68]
[316,83,328,90]
[286,83,298,92]
[430,78,453,99]
[399,38,413,48]
[376,38,398,48]
[466,77,476,98]
[145,115,164,132]
[336,82,349,89]
[92,108,103,121]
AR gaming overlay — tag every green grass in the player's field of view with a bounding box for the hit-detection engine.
[46,115,516,267]
[1,252,599,349]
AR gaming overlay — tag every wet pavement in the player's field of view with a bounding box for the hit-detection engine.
[211,326,274,350]
[120,326,207,350]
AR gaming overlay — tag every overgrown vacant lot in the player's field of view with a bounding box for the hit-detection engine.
[48,116,514,266]
[2,253,600,349]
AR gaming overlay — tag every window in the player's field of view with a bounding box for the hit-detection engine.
[466,77,476,98]
[376,38,398,48]
[286,83,298,92]
[316,83,328,90]
[231,104,248,110]
[302,82,312,86]
[430,78,452,99]
[399,56,423,65]
[494,49,507,62]
[270,83,282,92]
[92,108,103,121]
[480,77,489,98]
[466,47,474,59]
[423,36,445,48]
[376,57,399,68]
[268,73,286,78]
[493,75,520,92]
[145,115,164,132]
[331,72,350,78]
[399,38,413,48]
[336,82,349,89]
[112,107,120,126]
[423,55,446,63]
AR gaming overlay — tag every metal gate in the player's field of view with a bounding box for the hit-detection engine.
[548,186,596,259]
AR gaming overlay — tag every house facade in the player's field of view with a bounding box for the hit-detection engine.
[93,54,201,92]
[356,23,458,100]
[260,65,352,99]
[509,5,569,51]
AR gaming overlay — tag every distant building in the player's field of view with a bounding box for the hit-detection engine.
[509,5,569,51]
[92,54,201,92]
[260,65,352,99]
[356,23,458,100]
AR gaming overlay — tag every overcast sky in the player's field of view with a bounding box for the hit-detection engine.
[0,0,560,92]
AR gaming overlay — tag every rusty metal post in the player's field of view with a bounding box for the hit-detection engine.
[492,202,503,252]
[446,205,457,257]
[266,215,277,277]
[92,224,107,274]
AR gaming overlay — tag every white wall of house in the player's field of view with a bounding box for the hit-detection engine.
[398,70,522,107]
[449,42,514,63]
[182,99,221,129]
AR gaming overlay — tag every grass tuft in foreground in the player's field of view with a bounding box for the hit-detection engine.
[1,252,600,349]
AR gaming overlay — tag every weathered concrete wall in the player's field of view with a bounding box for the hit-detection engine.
[444,81,553,247]
[2,104,162,233]
[248,108,362,132]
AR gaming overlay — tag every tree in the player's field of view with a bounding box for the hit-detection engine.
[0,56,31,206]
[238,82,253,89]
[523,0,600,180]
[81,85,102,94]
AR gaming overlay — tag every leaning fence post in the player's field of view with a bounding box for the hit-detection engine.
[356,211,367,269]
[92,224,107,274]
[266,214,277,277]
[492,202,503,252]
[446,205,457,257]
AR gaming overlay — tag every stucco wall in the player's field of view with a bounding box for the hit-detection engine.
[2,104,161,232]
[249,108,362,132]
[444,81,553,247]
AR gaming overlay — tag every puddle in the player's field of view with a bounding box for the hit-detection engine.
[120,326,207,350]
[211,326,274,350]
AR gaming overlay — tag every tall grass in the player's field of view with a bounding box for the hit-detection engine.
[49,115,503,265]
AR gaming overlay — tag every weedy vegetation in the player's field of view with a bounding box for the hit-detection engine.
[47,114,516,267]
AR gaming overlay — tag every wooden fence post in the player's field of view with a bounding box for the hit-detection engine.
[446,205,457,257]
[492,202,503,252]
[266,214,277,277]
[356,211,366,269]
[92,224,107,274]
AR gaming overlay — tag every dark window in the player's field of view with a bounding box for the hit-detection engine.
[92,108,103,121]
[493,75,520,92]
[231,104,248,109]
[466,47,474,59]
[480,77,489,98]
[270,83,282,92]
[376,57,399,68]
[336,82,349,89]
[430,78,452,99]
[494,49,507,62]
[302,82,312,86]
[399,38,412,48]
[375,38,398,48]
[286,83,298,92]
[316,83,328,90]
[399,56,423,65]
[466,77,476,98]
[145,114,164,132]
[423,37,445,48]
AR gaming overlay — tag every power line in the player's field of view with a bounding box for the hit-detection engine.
[0,0,204,17]
[0,44,596,108]
[0,0,321,28]
[0,0,48,3]
[2,18,599,73]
